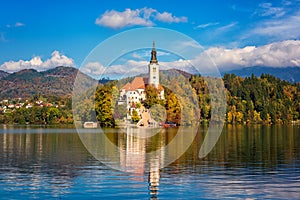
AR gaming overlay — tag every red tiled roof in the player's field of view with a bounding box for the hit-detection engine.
[122,77,164,91]
[122,82,132,90]
[122,77,146,90]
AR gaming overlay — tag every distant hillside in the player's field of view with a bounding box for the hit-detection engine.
[168,68,193,79]
[224,67,300,82]
[0,66,94,98]
[0,70,9,79]
[1,65,299,99]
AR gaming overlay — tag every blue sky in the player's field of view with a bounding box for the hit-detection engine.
[1,0,300,74]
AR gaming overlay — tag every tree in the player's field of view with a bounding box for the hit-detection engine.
[95,85,115,127]
[131,110,140,123]
[144,85,161,108]
[165,92,181,124]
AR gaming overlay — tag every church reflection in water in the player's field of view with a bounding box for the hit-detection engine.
[148,156,161,199]
[118,127,166,199]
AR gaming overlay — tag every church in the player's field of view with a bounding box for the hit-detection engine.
[118,42,164,111]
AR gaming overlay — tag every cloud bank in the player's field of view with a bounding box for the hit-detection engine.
[0,51,75,73]
[95,8,187,29]
[2,40,299,76]
[202,40,300,70]
[82,40,300,78]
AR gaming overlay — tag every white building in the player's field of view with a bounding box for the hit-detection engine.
[119,42,164,111]
[119,77,147,107]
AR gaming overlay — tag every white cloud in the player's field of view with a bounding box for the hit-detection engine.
[130,50,171,60]
[201,40,300,70]
[82,60,148,79]
[80,62,105,77]
[194,22,219,29]
[95,8,154,29]
[0,51,75,73]
[250,11,300,39]
[95,8,187,29]
[257,3,286,17]
[216,22,238,32]
[43,51,74,69]
[82,40,300,78]
[242,2,300,42]
[83,58,199,79]
[154,12,187,23]
[6,22,25,28]
[282,0,292,6]
[131,52,144,60]
[175,40,202,49]
[14,22,25,27]
[65,40,300,79]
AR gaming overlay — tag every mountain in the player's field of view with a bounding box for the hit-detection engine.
[0,70,9,79]
[0,66,94,98]
[224,66,300,82]
[167,68,193,79]
[1,65,299,99]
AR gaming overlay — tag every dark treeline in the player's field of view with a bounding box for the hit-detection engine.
[191,73,299,124]
[222,73,299,124]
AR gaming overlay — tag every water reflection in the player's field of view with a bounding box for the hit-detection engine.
[118,127,165,199]
[0,125,299,199]
[0,128,91,198]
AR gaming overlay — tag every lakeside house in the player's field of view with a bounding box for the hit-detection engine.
[0,98,62,113]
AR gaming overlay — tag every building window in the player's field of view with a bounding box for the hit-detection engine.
[153,67,156,73]
[153,76,156,79]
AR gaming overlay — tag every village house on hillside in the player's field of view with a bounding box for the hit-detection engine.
[118,42,164,117]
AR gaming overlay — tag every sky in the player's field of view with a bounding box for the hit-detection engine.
[1,0,300,76]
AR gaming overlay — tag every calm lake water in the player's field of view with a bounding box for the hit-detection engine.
[0,125,299,199]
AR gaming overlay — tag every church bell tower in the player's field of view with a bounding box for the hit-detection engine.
[148,41,159,89]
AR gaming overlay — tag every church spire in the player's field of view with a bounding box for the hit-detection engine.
[150,41,158,64]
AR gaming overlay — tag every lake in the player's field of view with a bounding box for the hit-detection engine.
[0,125,299,199]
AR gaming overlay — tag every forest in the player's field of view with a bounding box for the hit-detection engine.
[0,73,299,126]
[94,73,300,127]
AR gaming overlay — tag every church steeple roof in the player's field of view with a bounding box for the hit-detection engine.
[150,41,158,64]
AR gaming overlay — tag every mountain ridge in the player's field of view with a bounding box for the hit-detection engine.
[0,70,9,79]
[0,66,299,99]
[223,66,300,82]
[0,66,93,99]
